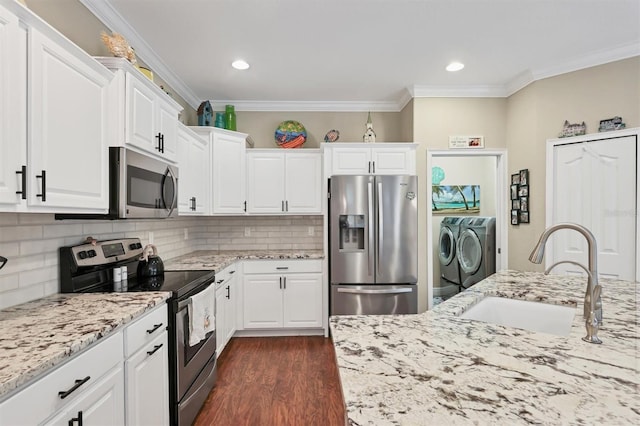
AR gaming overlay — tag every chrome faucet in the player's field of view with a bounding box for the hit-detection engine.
[529,223,603,344]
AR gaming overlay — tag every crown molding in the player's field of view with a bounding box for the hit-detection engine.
[80,0,202,109]
[411,85,509,98]
[209,100,402,112]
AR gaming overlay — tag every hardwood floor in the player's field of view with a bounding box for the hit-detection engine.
[194,336,346,426]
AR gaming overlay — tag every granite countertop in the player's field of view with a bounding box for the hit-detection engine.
[330,270,639,425]
[0,292,170,398]
[164,249,325,272]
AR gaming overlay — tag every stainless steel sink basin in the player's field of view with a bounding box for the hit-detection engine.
[460,297,576,336]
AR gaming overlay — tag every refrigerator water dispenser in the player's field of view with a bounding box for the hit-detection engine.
[339,215,365,250]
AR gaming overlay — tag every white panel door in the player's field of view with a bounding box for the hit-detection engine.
[283,273,323,328]
[212,131,246,214]
[247,151,285,213]
[0,5,24,207]
[552,135,636,280]
[126,72,157,153]
[286,152,322,213]
[29,29,110,211]
[331,147,371,175]
[157,98,178,161]
[224,274,237,342]
[177,126,209,215]
[372,147,416,174]
[243,274,283,328]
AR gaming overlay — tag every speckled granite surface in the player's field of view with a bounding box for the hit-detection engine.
[330,270,639,425]
[0,292,170,398]
[164,249,325,272]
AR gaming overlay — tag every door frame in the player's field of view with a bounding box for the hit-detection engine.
[426,149,509,309]
[546,127,640,282]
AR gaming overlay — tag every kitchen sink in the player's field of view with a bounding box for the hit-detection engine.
[460,297,576,336]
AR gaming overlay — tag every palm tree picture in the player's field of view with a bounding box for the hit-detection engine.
[432,185,480,214]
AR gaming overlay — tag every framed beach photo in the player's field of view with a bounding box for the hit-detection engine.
[519,169,529,186]
[511,210,519,225]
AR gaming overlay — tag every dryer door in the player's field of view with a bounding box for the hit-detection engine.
[438,226,456,266]
[457,229,482,274]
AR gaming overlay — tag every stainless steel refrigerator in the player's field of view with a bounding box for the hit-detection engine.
[329,175,418,315]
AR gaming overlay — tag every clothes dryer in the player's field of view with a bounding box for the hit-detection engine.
[457,217,496,289]
[438,217,463,293]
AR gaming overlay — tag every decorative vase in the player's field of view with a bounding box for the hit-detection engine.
[225,105,236,131]
[214,112,226,129]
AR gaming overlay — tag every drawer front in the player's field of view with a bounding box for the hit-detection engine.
[124,304,168,357]
[243,259,322,274]
[0,331,123,426]
[214,265,237,289]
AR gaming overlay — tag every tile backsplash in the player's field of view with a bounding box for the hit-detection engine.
[0,213,323,309]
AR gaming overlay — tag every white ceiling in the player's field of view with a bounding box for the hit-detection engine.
[82,0,640,111]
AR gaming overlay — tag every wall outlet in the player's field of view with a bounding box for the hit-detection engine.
[244,227,251,237]
[148,231,154,244]
[308,226,314,236]
[184,228,189,240]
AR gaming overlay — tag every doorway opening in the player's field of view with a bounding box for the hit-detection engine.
[426,149,508,309]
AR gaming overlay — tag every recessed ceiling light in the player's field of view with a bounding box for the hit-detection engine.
[446,62,464,72]
[232,60,250,70]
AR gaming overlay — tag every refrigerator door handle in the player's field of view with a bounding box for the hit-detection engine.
[367,181,374,278]
[377,181,383,276]
[337,287,413,295]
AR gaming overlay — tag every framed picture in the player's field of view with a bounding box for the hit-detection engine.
[511,210,520,225]
[511,173,520,185]
[518,185,529,197]
[510,184,519,200]
[449,135,484,149]
[519,211,530,223]
[520,196,529,212]
[519,169,529,186]
[512,199,520,210]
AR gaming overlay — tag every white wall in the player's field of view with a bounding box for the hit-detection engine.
[0,214,322,309]
[430,156,497,295]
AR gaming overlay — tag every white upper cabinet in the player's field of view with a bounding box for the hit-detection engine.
[191,126,248,215]
[323,143,417,176]
[247,150,322,214]
[177,124,209,215]
[97,57,182,163]
[0,2,112,213]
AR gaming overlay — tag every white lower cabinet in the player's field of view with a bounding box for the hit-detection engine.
[215,265,238,357]
[243,260,323,330]
[0,304,169,426]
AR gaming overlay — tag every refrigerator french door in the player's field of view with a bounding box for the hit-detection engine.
[329,175,418,315]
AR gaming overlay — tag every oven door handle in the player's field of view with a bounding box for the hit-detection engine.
[177,283,213,311]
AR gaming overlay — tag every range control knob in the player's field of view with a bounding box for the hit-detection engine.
[87,249,97,258]
[129,243,137,250]
[77,251,88,260]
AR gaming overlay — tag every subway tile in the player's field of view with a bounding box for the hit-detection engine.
[20,266,57,287]
[20,238,63,255]
[43,224,83,239]
[0,225,43,242]
[0,214,19,226]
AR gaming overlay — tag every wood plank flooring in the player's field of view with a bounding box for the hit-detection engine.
[194,336,346,426]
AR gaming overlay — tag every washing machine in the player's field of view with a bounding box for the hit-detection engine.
[438,217,463,294]
[457,217,496,289]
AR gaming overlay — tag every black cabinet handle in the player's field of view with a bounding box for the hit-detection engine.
[285,200,288,211]
[156,133,162,151]
[160,133,165,153]
[68,410,83,426]
[373,162,376,174]
[243,200,247,212]
[147,343,163,356]
[226,285,230,299]
[283,276,287,289]
[217,279,224,284]
[368,161,371,173]
[36,170,46,202]
[229,270,235,275]
[146,323,163,334]
[190,197,196,211]
[276,267,289,270]
[279,276,282,289]
[15,165,26,199]
[58,376,90,399]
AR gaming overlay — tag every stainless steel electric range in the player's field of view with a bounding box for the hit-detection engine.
[59,238,216,426]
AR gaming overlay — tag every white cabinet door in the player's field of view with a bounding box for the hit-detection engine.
[157,98,178,162]
[372,147,416,175]
[247,151,285,213]
[0,5,24,208]
[224,273,238,343]
[215,284,226,357]
[177,125,209,215]
[243,274,283,328]
[28,29,110,211]
[285,152,322,213]
[283,273,323,328]
[44,366,125,426]
[212,130,247,214]
[331,147,372,174]
[126,72,157,154]
[125,332,169,426]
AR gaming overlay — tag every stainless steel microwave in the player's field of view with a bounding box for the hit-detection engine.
[56,147,178,220]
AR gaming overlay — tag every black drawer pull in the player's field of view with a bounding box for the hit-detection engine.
[147,343,163,356]
[146,323,163,334]
[229,270,235,274]
[68,410,83,426]
[58,376,90,399]
[226,285,230,299]
[276,267,289,270]
[36,170,46,202]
